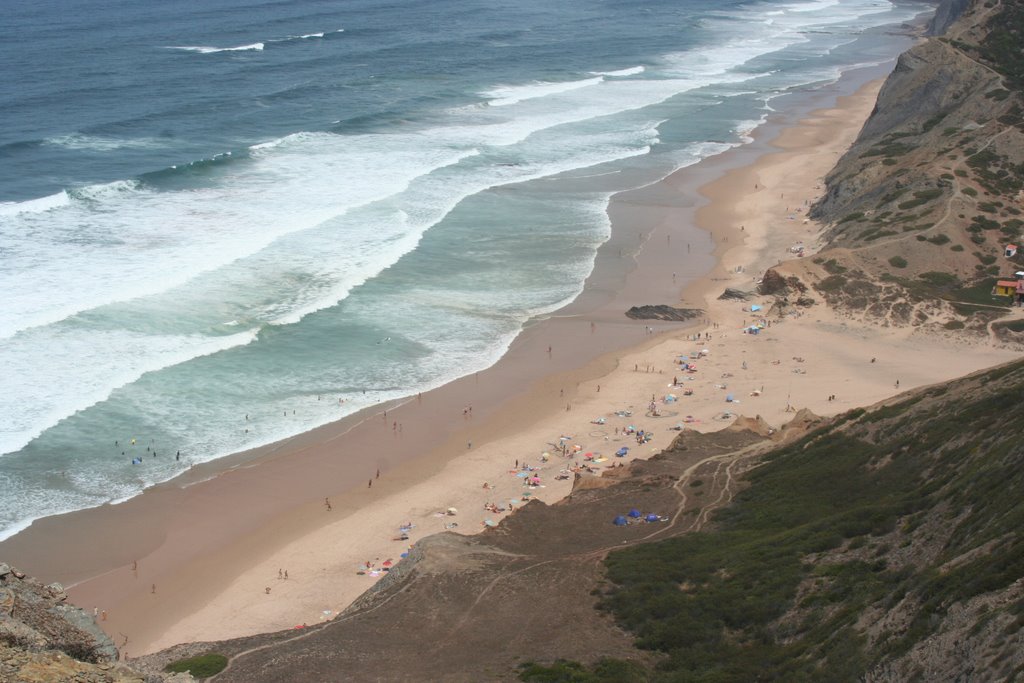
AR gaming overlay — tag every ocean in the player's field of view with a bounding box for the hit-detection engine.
[0,0,930,540]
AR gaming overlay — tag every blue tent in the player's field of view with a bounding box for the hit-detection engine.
[645,514,660,522]
[613,515,628,526]
[616,447,629,457]
[628,508,642,518]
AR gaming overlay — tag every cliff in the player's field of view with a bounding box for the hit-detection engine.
[0,563,184,682]
[793,0,1024,337]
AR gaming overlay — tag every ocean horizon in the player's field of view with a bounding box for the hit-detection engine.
[0,0,931,540]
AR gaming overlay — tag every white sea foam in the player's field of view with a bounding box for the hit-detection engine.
[0,191,70,216]
[591,66,645,77]
[0,133,474,340]
[0,111,656,465]
[482,76,604,106]
[785,0,842,12]
[0,327,259,457]
[169,42,264,54]
[43,134,164,152]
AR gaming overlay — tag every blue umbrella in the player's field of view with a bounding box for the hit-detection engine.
[628,508,642,518]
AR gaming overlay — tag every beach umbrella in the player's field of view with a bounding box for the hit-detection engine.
[645,514,660,522]
[446,507,458,515]
[726,394,734,402]
[613,515,628,526]
[616,447,629,457]
[628,508,642,518]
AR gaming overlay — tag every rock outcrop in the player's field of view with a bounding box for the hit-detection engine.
[0,564,181,682]
[624,305,703,321]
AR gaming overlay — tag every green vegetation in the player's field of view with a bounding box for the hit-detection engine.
[972,1,1024,86]
[863,141,916,159]
[970,215,1002,232]
[962,187,978,197]
[944,319,966,330]
[918,271,959,287]
[888,256,908,268]
[839,212,865,224]
[822,259,847,275]
[860,228,898,242]
[817,275,847,292]
[922,112,946,132]
[552,360,1024,682]
[995,319,1024,333]
[897,189,943,210]
[927,234,951,245]
[165,653,228,679]
[519,659,648,682]
[966,150,1024,197]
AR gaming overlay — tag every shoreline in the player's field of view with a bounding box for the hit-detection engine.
[4,58,1018,657]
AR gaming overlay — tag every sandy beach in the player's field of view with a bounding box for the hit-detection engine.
[1,66,1018,659]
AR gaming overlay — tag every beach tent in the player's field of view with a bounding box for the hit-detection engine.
[613,515,628,526]
[645,514,660,523]
[628,508,642,518]
[616,447,629,457]
[750,304,762,312]
[726,394,734,402]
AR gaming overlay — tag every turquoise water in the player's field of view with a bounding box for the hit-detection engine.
[0,0,930,538]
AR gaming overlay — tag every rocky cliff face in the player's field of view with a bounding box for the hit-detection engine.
[798,0,1024,335]
[0,563,184,683]
[927,0,970,35]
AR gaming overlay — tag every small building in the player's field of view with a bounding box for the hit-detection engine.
[1005,244,1018,258]
[994,279,1018,297]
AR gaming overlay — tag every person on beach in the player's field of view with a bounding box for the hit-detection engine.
[325,498,332,511]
